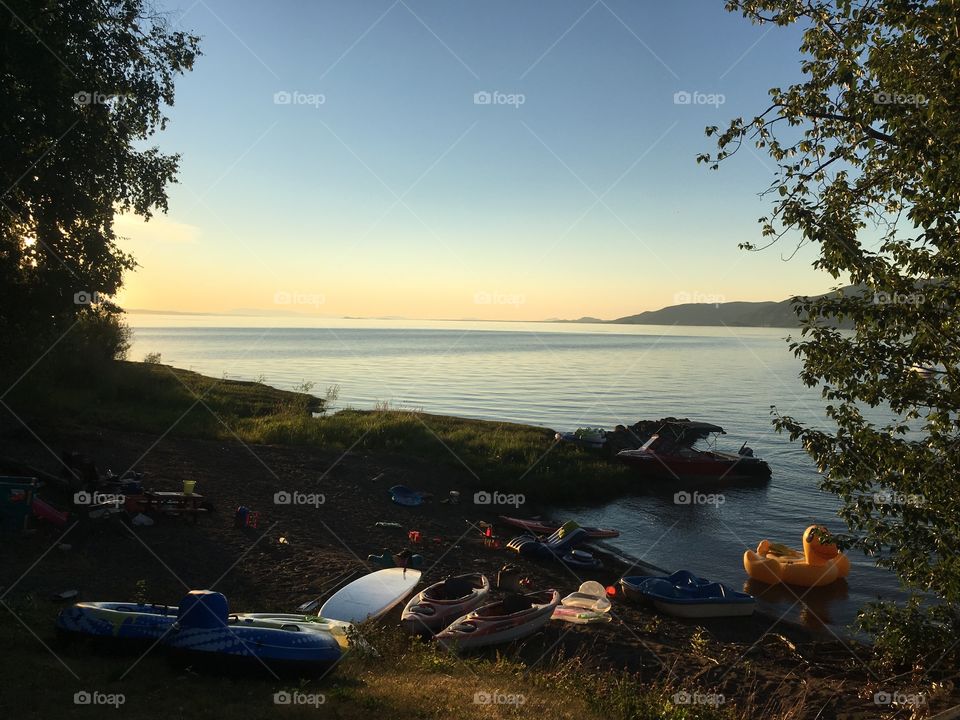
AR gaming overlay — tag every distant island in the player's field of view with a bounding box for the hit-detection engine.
[611,298,799,327]
[548,286,862,327]
[544,316,605,324]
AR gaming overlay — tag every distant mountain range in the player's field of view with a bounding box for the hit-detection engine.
[550,288,860,327]
[611,298,801,327]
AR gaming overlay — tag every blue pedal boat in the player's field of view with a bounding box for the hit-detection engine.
[620,571,754,618]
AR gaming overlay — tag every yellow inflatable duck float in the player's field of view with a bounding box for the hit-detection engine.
[744,525,850,587]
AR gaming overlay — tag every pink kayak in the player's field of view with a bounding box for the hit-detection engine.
[401,573,491,635]
[436,589,560,650]
[498,516,620,539]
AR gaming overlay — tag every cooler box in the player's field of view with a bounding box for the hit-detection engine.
[0,477,38,533]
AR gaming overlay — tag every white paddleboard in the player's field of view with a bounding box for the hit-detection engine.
[320,568,422,623]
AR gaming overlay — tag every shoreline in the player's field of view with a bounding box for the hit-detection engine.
[0,360,943,718]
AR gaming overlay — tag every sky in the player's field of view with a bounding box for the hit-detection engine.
[115,0,837,321]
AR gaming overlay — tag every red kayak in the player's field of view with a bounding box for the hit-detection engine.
[498,516,620,539]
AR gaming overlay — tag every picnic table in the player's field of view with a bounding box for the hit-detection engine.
[142,491,207,521]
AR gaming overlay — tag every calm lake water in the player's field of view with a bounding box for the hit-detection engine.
[129,315,902,633]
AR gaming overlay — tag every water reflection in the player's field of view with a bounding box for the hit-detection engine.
[744,578,850,631]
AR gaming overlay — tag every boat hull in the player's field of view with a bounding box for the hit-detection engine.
[617,451,771,481]
[164,624,341,676]
[652,599,755,618]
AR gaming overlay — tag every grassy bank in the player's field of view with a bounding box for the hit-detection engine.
[8,360,634,504]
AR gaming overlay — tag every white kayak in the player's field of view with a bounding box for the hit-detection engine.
[320,568,422,624]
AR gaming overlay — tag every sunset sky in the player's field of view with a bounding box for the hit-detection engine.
[116,0,839,321]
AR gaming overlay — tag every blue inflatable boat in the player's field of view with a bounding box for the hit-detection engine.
[56,591,344,675]
[56,601,178,643]
[163,591,342,675]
